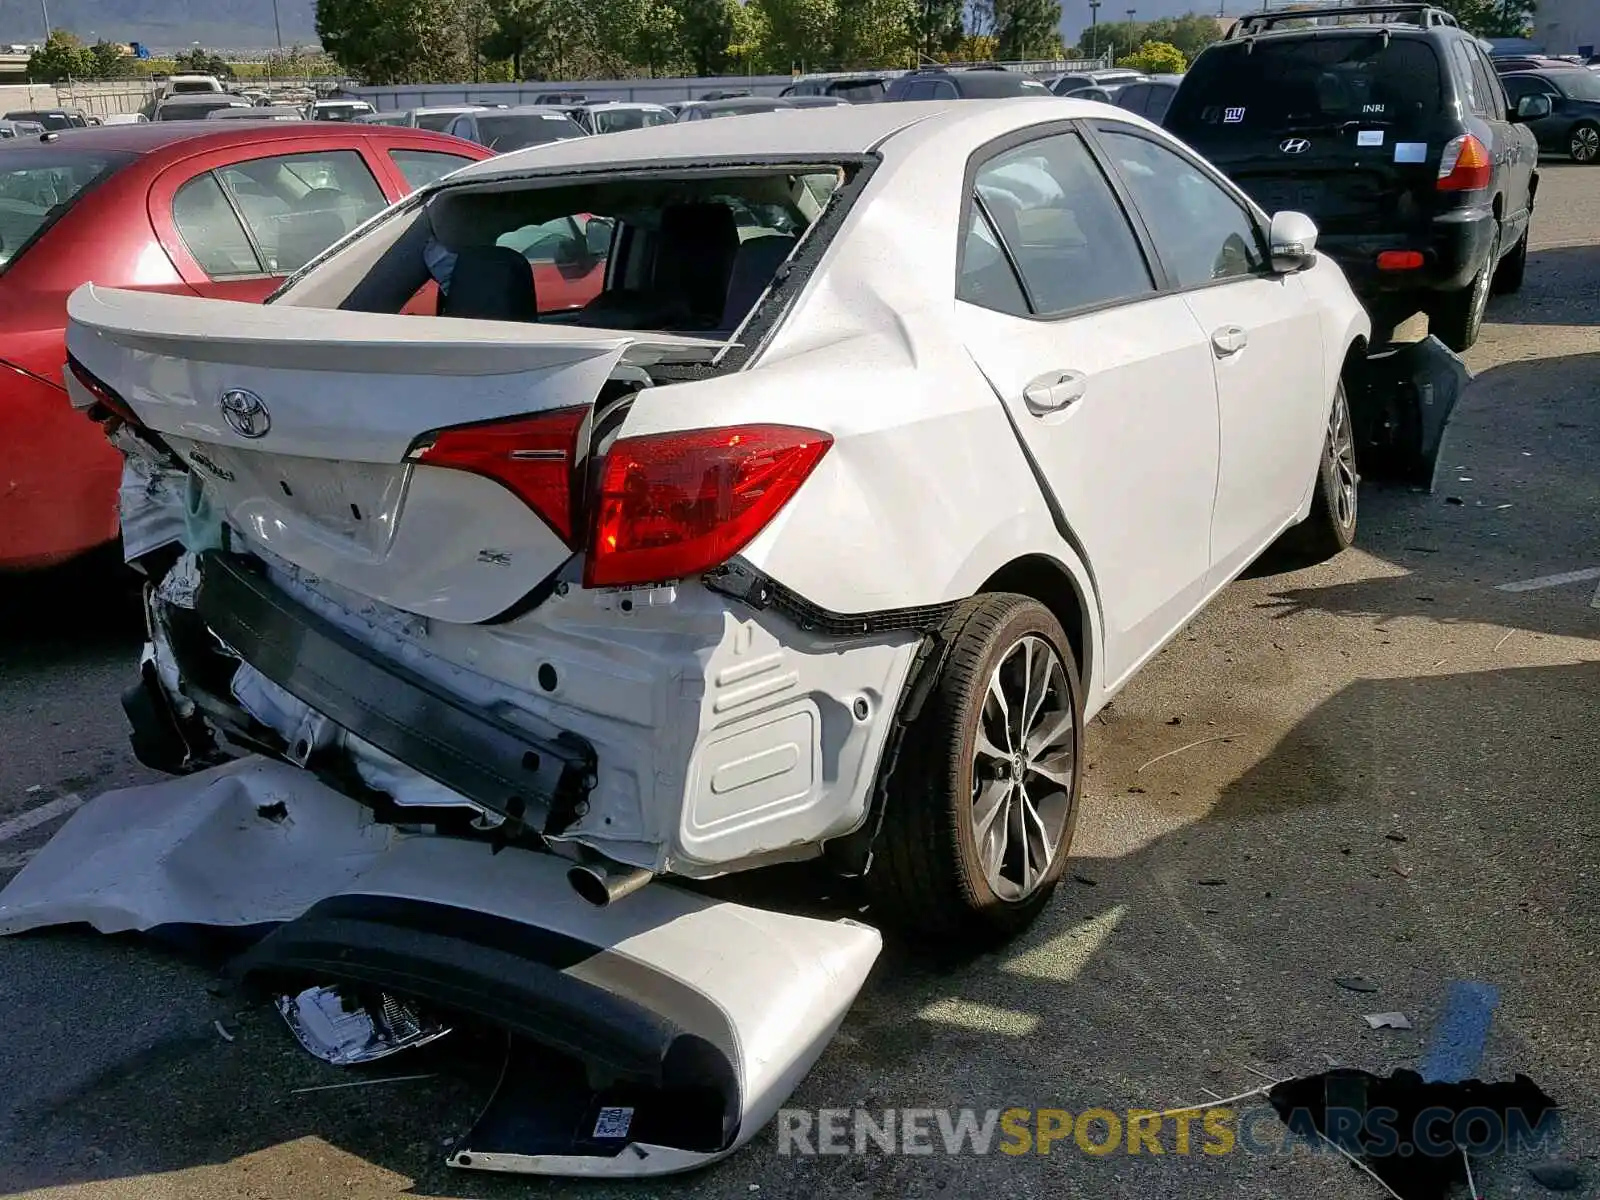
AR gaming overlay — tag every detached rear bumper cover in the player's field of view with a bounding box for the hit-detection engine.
[0,758,881,1177]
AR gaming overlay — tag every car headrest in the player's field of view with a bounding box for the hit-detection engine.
[655,203,741,323]
[440,245,539,322]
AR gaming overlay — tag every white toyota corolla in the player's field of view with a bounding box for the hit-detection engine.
[65,99,1369,947]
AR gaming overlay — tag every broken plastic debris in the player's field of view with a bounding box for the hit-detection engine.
[213,1018,236,1042]
[1364,1012,1413,1030]
[276,985,451,1066]
[1335,977,1380,993]
[1529,1161,1584,1191]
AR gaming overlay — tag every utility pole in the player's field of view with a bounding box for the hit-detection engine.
[39,0,50,40]
[271,0,282,49]
[1089,0,1101,54]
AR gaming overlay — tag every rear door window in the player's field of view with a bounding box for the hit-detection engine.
[1451,41,1487,116]
[1168,35,1444,137]
[962,131,1154,316]
[172,172,262,277]
[216,150,387,273]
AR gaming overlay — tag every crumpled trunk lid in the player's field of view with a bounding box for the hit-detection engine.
[64,284,725,623]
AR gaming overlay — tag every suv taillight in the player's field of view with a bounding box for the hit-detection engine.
[584,425,832,589]
[409,406,589,545]
[1437,134,1492,191]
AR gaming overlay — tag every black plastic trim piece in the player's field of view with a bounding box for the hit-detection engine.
[194,551,596,834]
[702,559,959,636]
[229,895,684,1084]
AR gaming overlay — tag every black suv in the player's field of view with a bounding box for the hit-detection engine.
[884,68,1052,101]
[1164,3,1542,351]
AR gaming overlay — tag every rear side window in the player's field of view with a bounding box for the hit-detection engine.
[0,150,134,272]
[390,149,475,190]
[1168,35,1444,136]
[172,173,261,276]
[960,132,1154,317]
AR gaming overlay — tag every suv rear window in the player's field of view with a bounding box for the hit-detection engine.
[1167,34,1444,136]
[0,150,133,272]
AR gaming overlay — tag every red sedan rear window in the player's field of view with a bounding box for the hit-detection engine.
[0,150,135,273]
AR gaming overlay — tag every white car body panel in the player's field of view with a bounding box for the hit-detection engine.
[0,758,881,1176]
[67,99,1368,891]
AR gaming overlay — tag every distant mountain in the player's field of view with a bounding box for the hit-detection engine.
[0,0,321,52]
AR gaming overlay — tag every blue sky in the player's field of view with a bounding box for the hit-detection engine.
[1059,1,1238,41]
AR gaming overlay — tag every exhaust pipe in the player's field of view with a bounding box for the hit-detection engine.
[568,859,655,907]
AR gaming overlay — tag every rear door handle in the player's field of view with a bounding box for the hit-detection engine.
[1211,325,1248,357]
[1022,370,1087,415]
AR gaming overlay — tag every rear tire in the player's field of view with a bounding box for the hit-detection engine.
[1284,382,1358,561]
[1569,121,1600,164]
[868,594,1083,948]
[1491,228,1528,295]
[1430,223,1499,352]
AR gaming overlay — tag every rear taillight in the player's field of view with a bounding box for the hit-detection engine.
[1437,134,1491,192]
[584,424,832,589]
[409,406,589,545]
[66,355,142,427]
[1377,250,1425,271]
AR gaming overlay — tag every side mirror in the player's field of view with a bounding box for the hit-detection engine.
[1514,93,1552,121]
[1268,210,1319,273]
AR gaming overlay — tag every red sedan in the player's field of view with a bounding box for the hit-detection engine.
[1,121,602,572]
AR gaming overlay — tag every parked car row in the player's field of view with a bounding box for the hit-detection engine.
[0,120,492,572]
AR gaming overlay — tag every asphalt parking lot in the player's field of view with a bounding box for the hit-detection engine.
[0,164,1596,1200]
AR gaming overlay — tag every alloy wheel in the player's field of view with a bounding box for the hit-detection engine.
[971,634,1075,901]
[1572,125,1600,164]
[1467,228,1498,344]
[1329,390,1358,530]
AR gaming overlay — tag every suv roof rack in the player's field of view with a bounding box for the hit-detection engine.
[1223,3,1460,39]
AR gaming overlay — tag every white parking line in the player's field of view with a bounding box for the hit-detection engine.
[1495,567,1600,608]
[0,793,83,845]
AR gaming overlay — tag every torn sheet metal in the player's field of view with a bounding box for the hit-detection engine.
[0,755,882,1177]
[277,986,451,1065]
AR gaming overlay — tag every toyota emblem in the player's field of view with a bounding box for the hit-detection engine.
[1279,137,1311,155]
[219,388,270,438]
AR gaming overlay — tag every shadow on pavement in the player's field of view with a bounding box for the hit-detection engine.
[0,548,144,667]
[1483,243,1600,328]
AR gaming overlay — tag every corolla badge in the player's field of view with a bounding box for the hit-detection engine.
[219,388,270,438]
[1279,137,1312,155]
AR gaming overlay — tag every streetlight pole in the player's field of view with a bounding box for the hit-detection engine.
[39,0,50,40]
[271,0,282,49]
[1088,0,1100,57]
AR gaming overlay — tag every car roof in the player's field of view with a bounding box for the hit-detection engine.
[578,101,669,111]
[694,97,791,111]
[476,105,587,118]
[0,122,469,157]
[450,99,1093,180]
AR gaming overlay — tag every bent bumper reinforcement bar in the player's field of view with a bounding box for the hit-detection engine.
[194,551,597,834]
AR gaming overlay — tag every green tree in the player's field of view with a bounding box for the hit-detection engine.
[1080,17,1145,59]
[727,0,774,71]
[88,40,131,78]
[26,30,95,82]
[1141,13,1220,61]
[597,0,686,75]
[677,0,736,75]
[754,0,835,70]
[910,0,966,58]
[993,0,1062,60]
[1449,0,1535,37]
[479,0,548,78]
[172,47,235,78]
[832,0,915,66]
[1116,38,1185,72]
[318,0,467,83]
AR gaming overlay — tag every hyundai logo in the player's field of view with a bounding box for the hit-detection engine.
[1280,137,1311,155]
[219,388,270,439]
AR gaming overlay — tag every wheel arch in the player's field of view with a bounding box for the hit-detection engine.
[978,553,1095,703]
